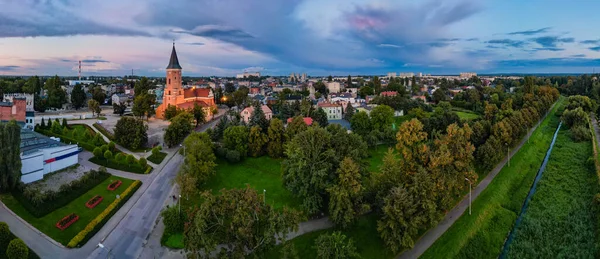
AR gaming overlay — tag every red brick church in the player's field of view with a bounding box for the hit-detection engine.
[155,44,216,119]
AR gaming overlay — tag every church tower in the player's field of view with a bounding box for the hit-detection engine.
[163,43,183,109]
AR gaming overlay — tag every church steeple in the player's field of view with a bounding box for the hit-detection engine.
[167,42,182,70]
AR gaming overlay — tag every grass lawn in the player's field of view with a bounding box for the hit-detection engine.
[0,175,135,246]
[367,145,394,173]
[89,157,151,174]
[263,213,393,259]
[147,152,168,164]
[420,98,564,259]
[505,130,597,258]
[456,111,480,120]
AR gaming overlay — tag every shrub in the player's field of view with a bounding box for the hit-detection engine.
[226,149,241,163]
[104,150,113,161]
[6,239,28,259]
[216,146,227,158]
[0,222,10,248]
[314,232,359,259]
[100,145,108,153]
[126,155,135,165]
[571,125,591,142]
[115,153,124,163]
[93,147,102,158]
[139,157,147,168]
[108,142,116,152]
[161,205,184,235]
[67,180,141,248]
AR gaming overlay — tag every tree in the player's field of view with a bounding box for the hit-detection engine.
[181,132,217,185]
[192,103,206,127]
[350,111,371,137]
[126,155,135,167]
[45,76,67,109]
[280,242,299,259]
[184,187,301,258]
[225,82,236,93]
[132,93,156,120]
[90,85,106,104]
[87,99,101,117]
[114,117,148,150]
[0,222,11,249]
[164,112,194,147]
[139,157,147,168]
[328,75,333,82]
[432,89,449,103]
[248,126,268,157]
[344,103,354,121]
[282,127,335,214]
[315,232,359,259]
[6,239,28,259]
[93,147,103,158]
[71,84,86,110]
[0,121,22,192]
[104,150,113,161]
[164,105,180,120]
[267,118,286,158]
[377,186,420,252]
[223,126,249,158]
[311,108,328,127]
[249,102,269,131]
[23,76,41,94]
[62,118,68,128]
[113,103,127,116]
[285,116,308,142]
[370,105,394,131]
[34,94,47,112]
[40,118,46,129]
[115,153,124,163]
[174,169,197,201]
[358,86,374,98]
[327,158,368,228]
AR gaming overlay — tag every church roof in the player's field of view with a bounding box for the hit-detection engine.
[167,44,182,70]
[183,88,211,99]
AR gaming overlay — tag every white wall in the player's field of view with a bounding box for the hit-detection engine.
[20,152,44,184]
[43,145,79,174]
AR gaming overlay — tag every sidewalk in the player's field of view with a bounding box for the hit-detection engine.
[397,102,557,259]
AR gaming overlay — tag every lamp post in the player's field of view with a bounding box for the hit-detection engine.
[263,189,266,205]
[505,142,510,167]
[98,243,112,259]
[178,194,181,214]
[179,144,186,157]
[465,178,471,215]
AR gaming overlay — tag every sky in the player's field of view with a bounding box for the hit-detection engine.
[1,0,600,77]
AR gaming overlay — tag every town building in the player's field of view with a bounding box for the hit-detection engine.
[387,72,397,78]
[0,97,33,128]
[460,72,477,79]
[287,117,313,126]
[20,128,79,184]
[3,93,34,111]
[240,105,273,123]
[380,91,398,97]
[155,44,217,120]
[327,82,341,93]
[236,72,261,79]
[318,102,342,120]
[67,80,95,86]
[112,93,129,105]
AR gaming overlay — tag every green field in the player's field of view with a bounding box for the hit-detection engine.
[367,145,393,173]
[421,99,563,259]
[505,130,597,258]
[0,176,135,245]
[456,111,480,120]
[263,213,393,259]
[147,152,168,164]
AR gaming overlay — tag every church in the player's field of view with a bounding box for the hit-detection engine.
[155,44,216,120]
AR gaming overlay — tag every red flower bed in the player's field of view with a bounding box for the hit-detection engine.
[56,213,79,231]
[107,180,122,191]
[85,195,104,209]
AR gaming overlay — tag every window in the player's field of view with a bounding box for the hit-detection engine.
[168,79,171,84]
[169,91,171,95]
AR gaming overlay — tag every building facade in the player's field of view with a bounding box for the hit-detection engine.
[318,103,342,120]
[240,105,273,123]
[20,130,79,184]
[155,44,217,120]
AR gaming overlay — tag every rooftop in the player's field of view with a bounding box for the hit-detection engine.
[20,129,65,155]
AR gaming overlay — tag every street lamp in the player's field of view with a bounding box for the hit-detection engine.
[179,144,186,157]
[505,142,510,167]
[263,189,266,205]
[178,194,181,214]
[98,243,112,259]
[465,178,471,215]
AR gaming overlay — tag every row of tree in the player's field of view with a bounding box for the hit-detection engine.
[0,121,22,192]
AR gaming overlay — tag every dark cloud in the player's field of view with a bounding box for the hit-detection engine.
[496,57,600,67]
[466,38,479,41]
[533,47,565,52]
[571,54,587,58]
[428,42,452,48]
[185,42,205,46]
[81,59,109,63]
[590,46,600,52]
[0,66,19,71]
[486,39,526,48]
[60,59,74,62]
[531,36,575,48]
[581,39,600,45]
[486,45,505,49]
[507,27,551,36]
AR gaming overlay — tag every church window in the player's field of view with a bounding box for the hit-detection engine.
[169,91,171,95]
[168,79,171,84]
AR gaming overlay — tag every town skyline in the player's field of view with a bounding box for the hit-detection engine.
[2,0,600,76]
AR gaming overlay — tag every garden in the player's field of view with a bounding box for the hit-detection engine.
[146,146,168,164]
[0,222,39,259]
[0,171,140,247]
[421,98,564,258]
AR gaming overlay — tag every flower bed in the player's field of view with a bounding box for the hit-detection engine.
[107,180,122,191]
[85,195,103,209]
[56,213,79,231]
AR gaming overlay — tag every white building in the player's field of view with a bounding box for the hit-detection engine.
[460,72,477,79]
[112,93,129,105]
[327,82,341,93]
[20,129,79,184]
[236,72,261,79]
[399,73,415,78]
[3,93,34,111]
[387,72,397,78]
[318,103,342,120]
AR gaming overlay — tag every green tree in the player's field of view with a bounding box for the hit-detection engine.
[223,126,249,158]
[184,187,301,258]
[344,103,354,121]
[113,117,148,150]
[23,76,41,94]
[40,118,46,129]
[267,118,286,158]
[90,85,106,104]
[126,155,135,167]
[181,132,217,184]
[93,147,103,158]
[313,107,329,127]
[113,103,127,116]
[34,94,47,112]
[248,126,268,157]
[132,93,156,120]
[285,116,308,142]
[327,158,368,228]
[164,112,194,147]
[70,84,86,110]
[0,121,22,191]
[315,232,359,259]
[6,239,28,259]
[192,103,206,127]
[115,153,124,163]
[45,75,67,109]
[161,205,185,235]
[62,118,68,128]
[104,150,112,161]
[249,102,269,131]
[350,111,371,137]
[139,157,147,168]
[358,86,374,98]
[164,105,180,120]
[108,141,116,152]
[0,222,11,249]
[280,242,299,259]
[87,99,101,117]
[370,105,394,131]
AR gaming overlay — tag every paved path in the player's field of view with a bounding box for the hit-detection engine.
[398,103,556,259]
[591,116,600,153]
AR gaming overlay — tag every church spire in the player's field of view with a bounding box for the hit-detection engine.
[167,43,182,70]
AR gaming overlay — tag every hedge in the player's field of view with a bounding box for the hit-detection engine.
[0,223,39,259]
[67,180,142,248]
[12,169,110,218]
[89,157,151,174]
[93,123,115,140]
[6,239,28,259]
